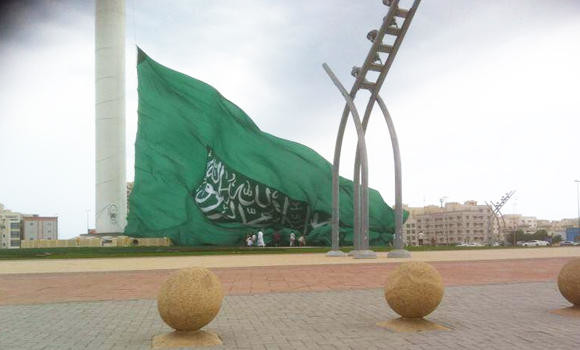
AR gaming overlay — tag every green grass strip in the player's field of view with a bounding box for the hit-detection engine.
[0,244,526,260]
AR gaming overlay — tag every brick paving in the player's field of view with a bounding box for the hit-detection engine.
[1,282,579,350]
[0,257,573,305]
[1,253,579,349]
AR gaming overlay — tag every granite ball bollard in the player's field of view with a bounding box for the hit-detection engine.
[157,267,224,331]
[557,258,580,306]
[384,262,444,318]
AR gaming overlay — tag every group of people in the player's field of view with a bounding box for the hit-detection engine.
[245,230,306,247]
[245,231,266,247]
[289,231,307,247]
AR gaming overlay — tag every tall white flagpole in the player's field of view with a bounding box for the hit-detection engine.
[95,0,126,233]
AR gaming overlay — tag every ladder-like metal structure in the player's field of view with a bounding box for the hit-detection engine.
[486,190,516,243]
[324,0,421,258]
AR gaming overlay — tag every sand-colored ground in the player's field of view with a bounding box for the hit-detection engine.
[1,247,579,275]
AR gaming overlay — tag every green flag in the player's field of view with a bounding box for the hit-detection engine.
[125,48,400,246]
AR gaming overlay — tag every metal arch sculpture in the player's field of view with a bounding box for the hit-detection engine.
[323,63,370,258]
[324,0,421,258]
[486,191,516,243]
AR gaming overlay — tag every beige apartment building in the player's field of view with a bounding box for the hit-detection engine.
[536,218,577,239]
[1,203,59,249]
[21,215,58,241]
[403,201,499,246]
[0,203,22,249]
[503,214,537,234]
[503,215,577,239]
[403,202,576,246]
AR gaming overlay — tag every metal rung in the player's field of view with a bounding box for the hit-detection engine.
[368,63,383,72]
[385,27,400,36]
[377,44,393,53]
[359,82,376,90]
[396,8,409,18]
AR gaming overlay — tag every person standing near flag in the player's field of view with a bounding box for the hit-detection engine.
[257,230,265,247]
[272,231,281,247]
[289,231,296,247]
[298,234,306,247]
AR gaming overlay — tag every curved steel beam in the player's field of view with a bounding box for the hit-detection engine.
[325,0,420,256]
[350,0,421,252]
[322,63,369,254]
[348,0,401,251]
[352,94,403,251]
[376,95,404,251]
[352,96,374,252]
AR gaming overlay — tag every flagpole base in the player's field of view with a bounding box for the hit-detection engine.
[352,250,377,259]
[387,249,411,258]
[327,250,347,257]
[348,250,359,256]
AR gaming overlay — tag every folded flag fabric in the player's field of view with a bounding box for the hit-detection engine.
[125,48,401,246]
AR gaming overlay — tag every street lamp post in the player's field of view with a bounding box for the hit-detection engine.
[86,209,90,233]
[575,180,580,229]
[439,196,447,246]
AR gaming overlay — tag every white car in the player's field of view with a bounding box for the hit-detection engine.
[522,240,550,247]
[456,242,483,247]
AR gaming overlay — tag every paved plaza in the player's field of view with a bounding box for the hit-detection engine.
[1,282,579,350]
[0,257,575,305]
[1,248,580,349]
[2,247,580,275]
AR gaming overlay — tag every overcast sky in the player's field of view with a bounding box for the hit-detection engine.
[1,0,579,239]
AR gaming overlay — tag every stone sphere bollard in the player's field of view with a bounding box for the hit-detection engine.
[557,258,580,306]
[157,267,224,331]
[384,262,444,318]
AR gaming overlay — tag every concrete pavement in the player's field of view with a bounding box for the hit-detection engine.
[1,247,579,275]
[0,257,574,305]
[1,248,579,349]
[1,282,578,350]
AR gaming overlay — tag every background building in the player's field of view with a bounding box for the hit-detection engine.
[403,201,499,246]
[566,227,580,242]
[503,214,538,234]
[0,203,23,249]
[21,215,58,241]
[403,201,578,247]
[512,217,577,239]
[1,203,59,248]
[537,219,568,239]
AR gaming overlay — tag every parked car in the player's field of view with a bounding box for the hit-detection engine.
[560,241,579,246]
[456,242,483,247]
[521,240,550,247]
